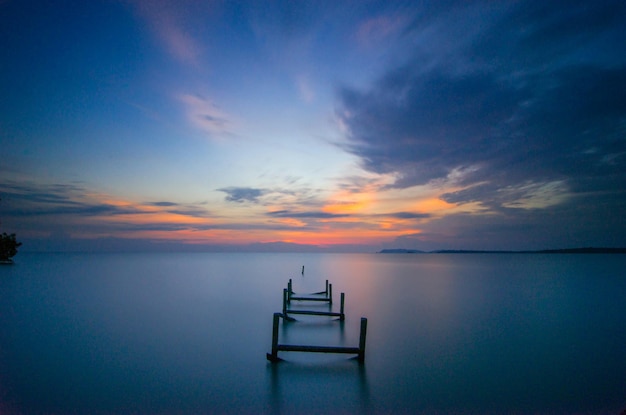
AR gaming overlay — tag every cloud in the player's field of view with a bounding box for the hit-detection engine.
[129,0,206,65]
[267,210,349,219]
[150,201,178,207]
[387,212,431,219]
[218,187,267,204]
[337,0,626,213]
[0,180,217,242]
[0,181,139,217]
[179,94,233,138]
[147,201,212,218]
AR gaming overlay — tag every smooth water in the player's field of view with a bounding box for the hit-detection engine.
[1,253,625,414]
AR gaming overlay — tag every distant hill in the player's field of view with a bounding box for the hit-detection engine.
[534,247,626,254]
[379,247,626,254]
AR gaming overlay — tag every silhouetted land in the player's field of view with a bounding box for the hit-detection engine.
[379,247,626,254]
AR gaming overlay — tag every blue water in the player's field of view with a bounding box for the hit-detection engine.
[1,253,625,414]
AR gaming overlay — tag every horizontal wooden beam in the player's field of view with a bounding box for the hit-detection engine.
[267,313,367,362]
[277,344,361,354]
[285,309,343,317]
[283,292,345,321]
[289,296,331,302]
[287,279,332,304]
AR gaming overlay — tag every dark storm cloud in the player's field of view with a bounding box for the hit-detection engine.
[340,70,526,188]
[218,187,267,204]
[338,0,626,211]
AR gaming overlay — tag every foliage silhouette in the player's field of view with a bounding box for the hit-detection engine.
[0,232,22,262]
[0,198,22,262]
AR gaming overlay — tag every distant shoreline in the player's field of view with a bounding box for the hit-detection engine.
[378,247,626,254]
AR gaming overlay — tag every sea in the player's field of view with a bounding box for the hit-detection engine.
[1,252,625,414]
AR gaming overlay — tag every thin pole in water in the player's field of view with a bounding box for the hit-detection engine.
[358,318,368,362]
[271,313,280,359]
[340,292,345,320]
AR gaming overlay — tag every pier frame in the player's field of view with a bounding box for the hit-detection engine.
[287,279,333,304]
[282,289,345,321]
[267,313,367,363]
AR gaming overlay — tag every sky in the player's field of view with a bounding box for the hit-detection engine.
[1,0,625,252]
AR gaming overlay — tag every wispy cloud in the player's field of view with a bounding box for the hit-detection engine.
[129,0,205,65]
[267,210,349,219]
[179,94,234,138]
[0,180,213,239]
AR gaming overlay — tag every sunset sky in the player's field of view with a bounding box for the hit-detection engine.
[1,0,625,252]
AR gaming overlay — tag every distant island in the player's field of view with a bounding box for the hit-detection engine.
[379,247,626,254]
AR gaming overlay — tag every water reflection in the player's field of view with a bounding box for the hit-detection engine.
[267,359,369,414]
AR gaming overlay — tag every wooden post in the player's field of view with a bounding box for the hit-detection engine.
[358,318,368,362]
[268,313,280,361]
[325,279,329,295]
[301,265,304,275]
[282,289,296,322]
[340,292,345,321]
[268,314,368,362]
[329,283,333,304]
[287,279,292,303]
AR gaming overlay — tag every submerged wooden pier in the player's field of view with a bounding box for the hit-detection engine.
[267,277,368,363]
[266,312,368,362]
[282,288,345,321]
[287,279,332,304]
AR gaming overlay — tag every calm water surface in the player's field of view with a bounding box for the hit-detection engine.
[1,253,625,414]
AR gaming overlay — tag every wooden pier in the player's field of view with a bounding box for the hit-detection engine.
[266,312,368,362]
[287,279,332,304]
[282,288,345,321]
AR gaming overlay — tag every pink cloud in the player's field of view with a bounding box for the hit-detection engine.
[178,93,233,138]
[129,0,207,65]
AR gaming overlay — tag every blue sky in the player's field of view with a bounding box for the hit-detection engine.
[1,0,625,252]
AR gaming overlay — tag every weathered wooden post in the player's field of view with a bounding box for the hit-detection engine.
[287,279,293,304]
[329,283,333,304]
[301,265,304,275]
[282,289,296,321]
[358,318,368,362]
[325,279,329,295]
[340,292,345,321]
[268,313,280,361]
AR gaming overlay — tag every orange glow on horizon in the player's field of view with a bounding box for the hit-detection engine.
[323,189,374,215]
[413,197,455,213]
[57,185,454,247]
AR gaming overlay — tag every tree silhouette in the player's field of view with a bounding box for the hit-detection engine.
[0,198,22,262]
